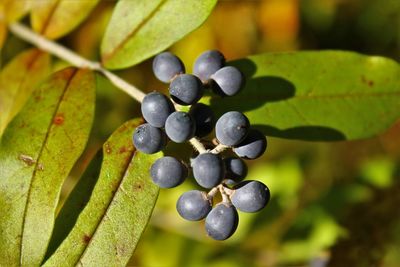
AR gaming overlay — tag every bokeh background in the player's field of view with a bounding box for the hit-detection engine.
[2,0,400,266]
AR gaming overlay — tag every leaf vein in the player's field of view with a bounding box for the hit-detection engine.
[18,68,78,264]
[102,0,168,62]
[73,151,136,264]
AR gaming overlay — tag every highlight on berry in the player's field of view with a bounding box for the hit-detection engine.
[132,50,269,240]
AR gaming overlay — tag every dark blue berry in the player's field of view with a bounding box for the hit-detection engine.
[169,74,204,105]
[205,203,238,240]
[210,66,244,96]
[233,129,267,159]
[176,190,212,221]
[150,156,187,188]
[215,111,250,146]
[152,52,185,83]
[189,103,215,138]
[193,50,225,82]
[231,180,270,213]
[192,153,224,188]
[133,123,166,154]
[165,111,196,143]
[141,92,174,128]
[224,157,247,183]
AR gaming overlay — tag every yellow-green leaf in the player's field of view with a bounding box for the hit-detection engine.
[0,17,6,49]
[2,0,31,22]
[30,0,99,39]
[101,0,217,69]
[43,119,161,266]
[0,68,95,266]
[207,51,400,141]
[0,49,50,136]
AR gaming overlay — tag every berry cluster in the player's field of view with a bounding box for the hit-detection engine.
[132,50,270,240]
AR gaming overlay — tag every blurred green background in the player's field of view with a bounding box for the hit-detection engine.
[3,0,400,266]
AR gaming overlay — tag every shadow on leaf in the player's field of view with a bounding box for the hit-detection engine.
[210,75,296,112]
[44,151,102,261]
[209,58,347,141]
[253,124,346,141]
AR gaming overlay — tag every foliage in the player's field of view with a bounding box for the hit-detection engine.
[0,0,399,266]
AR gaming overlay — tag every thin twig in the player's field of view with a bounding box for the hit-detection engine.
[8,22,146,103]
[9,22,212,156]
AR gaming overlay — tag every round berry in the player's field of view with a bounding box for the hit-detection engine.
[189,103,215,137]
[152,52,185,83]
[210,66,244,96]
[141,92,174,128]
[231,180,270,213]
[224,157,247,183]
[176,190,212,221]
[133,123,166,154]
[233,129,267,159]
[192,153,224,188]
[165,111,196,143]
[205,203,238,240]
[215,111,250,146]
[150,156,187,188]
[193,50,225,82]
[169,74,204,105]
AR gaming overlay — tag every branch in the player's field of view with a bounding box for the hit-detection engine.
[9,22,210,154]
[8,22,145,103]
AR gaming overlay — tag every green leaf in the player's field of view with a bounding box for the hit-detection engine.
[30,0,99,39]
[207,51,400,141]
[43,119,161,267]
[0,68,95,266]
[0,49,50,136]
[101,0,217,69]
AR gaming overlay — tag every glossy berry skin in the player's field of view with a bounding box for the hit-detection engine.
[234,129,267,159]
[141,92,174,128]
[215,111,250,146]
[210,66,244,96]
[231,180,270,213]
[152,52,185,83]
[165,111,196,143]
[224,157,247,183]
[193,50,225,82]
[192,153,225,188]
[133,123,166,154]
[169,74,204,105]
[150,156,187,188]
[176,190,212,221]
[189,103,215,137]
[205,203,238,240]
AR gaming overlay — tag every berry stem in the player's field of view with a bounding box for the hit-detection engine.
[222,186,234,196]
[8,22,146,102]
[218,185,231,204]
[211,143,229,154]
[189,137,207,154]
[215,184,234,204]
[207,187,219,199]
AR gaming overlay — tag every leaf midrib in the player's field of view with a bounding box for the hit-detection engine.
[0,50,43,132]
[73,150,136,265]
[19,68,77,264]
[102,0,168,62]
[231,90,400,101]
[38,0,61,36]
